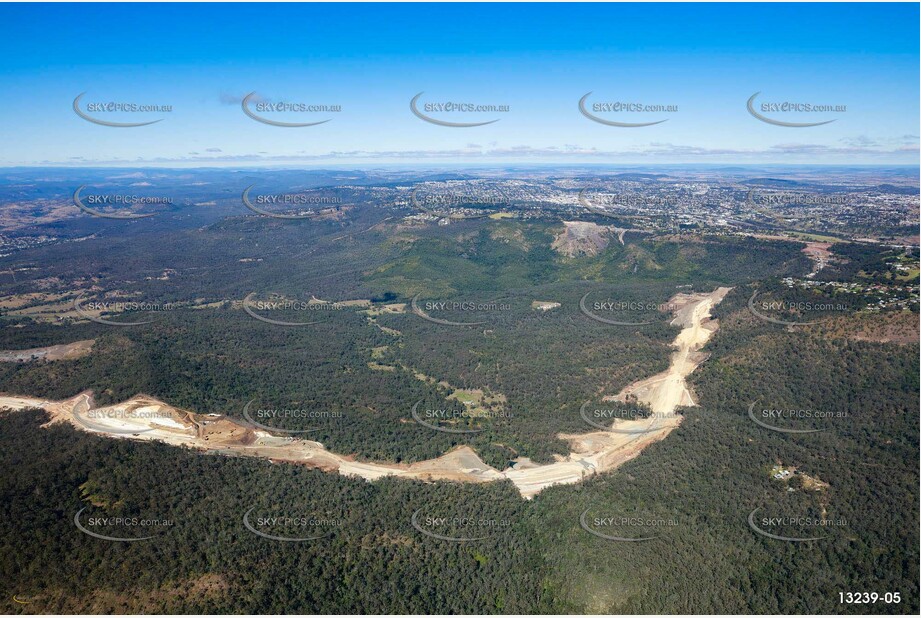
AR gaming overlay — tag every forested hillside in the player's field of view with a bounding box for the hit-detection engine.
[1,193,917,613]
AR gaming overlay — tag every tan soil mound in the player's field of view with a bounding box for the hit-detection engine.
[0,288,732,499]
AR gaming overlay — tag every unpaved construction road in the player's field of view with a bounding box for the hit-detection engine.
[0,288,731,499]
[0,339,94,363]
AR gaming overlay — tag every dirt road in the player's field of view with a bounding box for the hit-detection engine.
[0,288,731,499]
[0,339,94,363]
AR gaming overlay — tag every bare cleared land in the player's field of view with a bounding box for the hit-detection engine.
[0,339,94,363]
[0,288,730,498]
[551,222,614,257]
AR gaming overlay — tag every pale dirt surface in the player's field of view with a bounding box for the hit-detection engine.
[507,286,732,497]
[747,234,836,278]
[0,201,78,232]
[0,289,116,322]
[820,309,920,345]
[551,221,643,257]
[0,288,731,498]
[0,393,502,485]
[0,292,69,310]
[802,242,833,278]
[310,297,371,307]
[552,221,613,257]
[363,303,407,316]
[0,339,94,362]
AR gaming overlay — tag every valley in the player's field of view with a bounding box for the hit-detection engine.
[0,288,730,498]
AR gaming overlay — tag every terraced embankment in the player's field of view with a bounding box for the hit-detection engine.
[0,288,730,498]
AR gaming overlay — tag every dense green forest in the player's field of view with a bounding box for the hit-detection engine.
[1,302,917,613]
[0,213,815,465]
[1,200,917,613]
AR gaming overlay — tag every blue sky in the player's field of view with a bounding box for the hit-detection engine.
[0,2,917,166]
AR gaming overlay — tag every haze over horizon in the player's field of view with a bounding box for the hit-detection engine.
[0,3,918,167]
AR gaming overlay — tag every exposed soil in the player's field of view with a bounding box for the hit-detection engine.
[820,310,919,345]
[0,288,732,499]
[552,222,614,257]
[0,339,94,362]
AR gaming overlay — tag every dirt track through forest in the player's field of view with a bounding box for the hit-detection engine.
[0,288,731,498]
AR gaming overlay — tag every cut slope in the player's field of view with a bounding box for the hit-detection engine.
[0,288,731,498]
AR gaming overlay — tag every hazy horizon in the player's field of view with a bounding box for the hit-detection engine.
[0,3,918,167]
